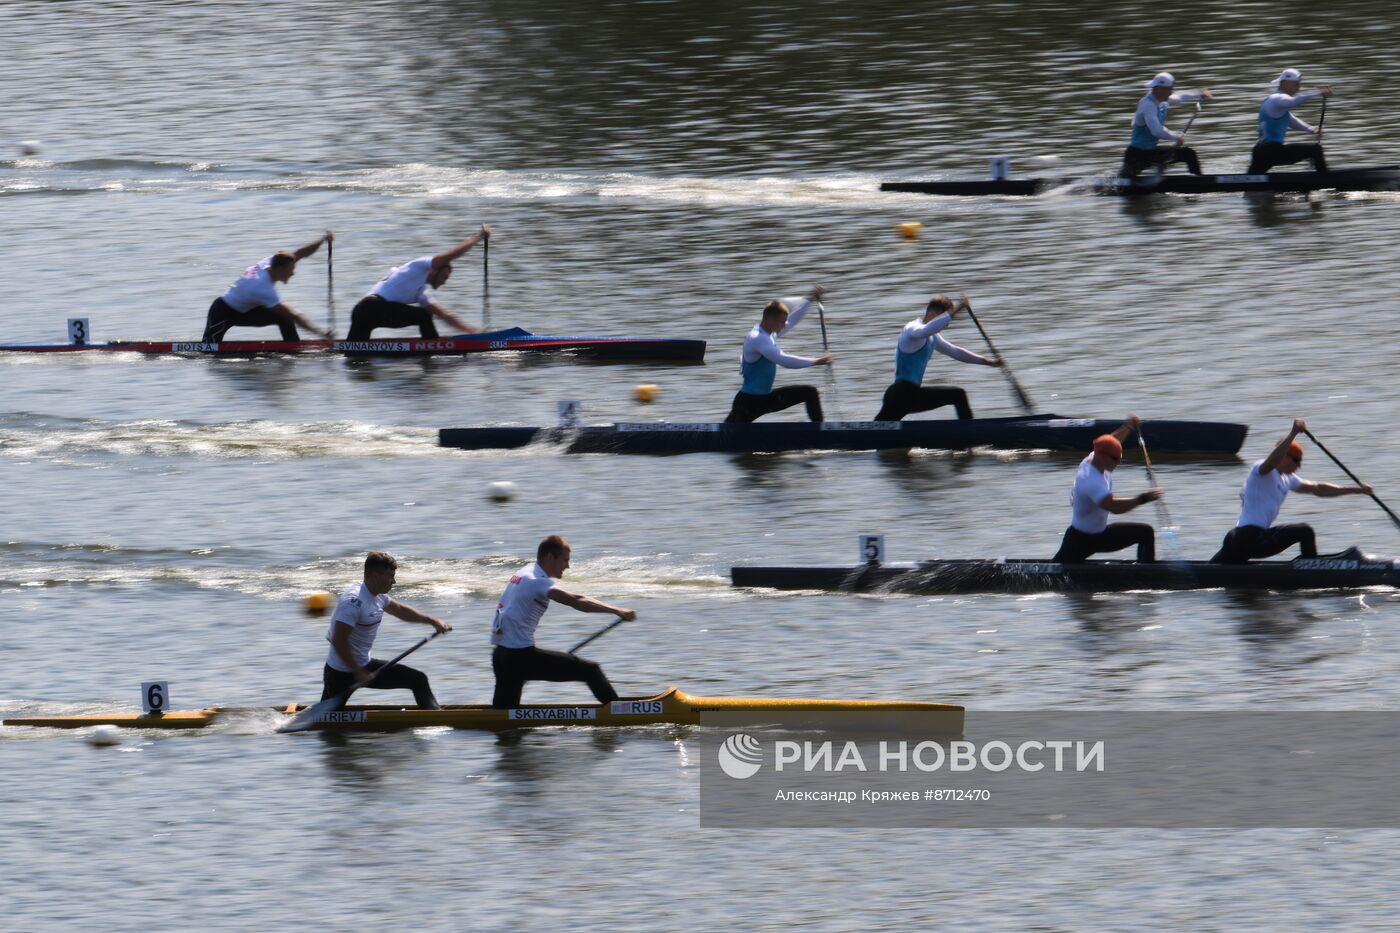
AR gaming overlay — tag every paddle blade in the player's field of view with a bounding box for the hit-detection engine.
[277,691,351,734]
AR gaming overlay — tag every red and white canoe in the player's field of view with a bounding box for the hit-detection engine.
[0,326,705,363]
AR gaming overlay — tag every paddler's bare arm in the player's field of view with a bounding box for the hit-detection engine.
[431,224,491,269]
[269,303,334,340]
[291,230,334,261]
[385,598,453,634]
[549,587,637,621]
[1260,418,1306,476]
[330,621,371,687]
[1109,414,1141,444]
[424,300,478,335]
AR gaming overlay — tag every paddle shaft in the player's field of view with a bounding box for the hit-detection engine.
[1175,101,1203,147]
[963,304,1035,412]
[326,238,335,333]
[1317,97,1326,140]
[570,618,625,654]
[814,300,844,418]
[1137,429,1188,563]
[1302,428,1400,529]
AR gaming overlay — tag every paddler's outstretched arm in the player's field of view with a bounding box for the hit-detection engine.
[385,598,453,634]
[422,300,477,335]
[431,224,491,271]
[549,586,637,621]
[291,229,334,261]
[268,302,334,340]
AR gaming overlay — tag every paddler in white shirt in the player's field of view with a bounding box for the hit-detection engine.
[1210,418,1371,563]
[346,225,489,340]
[1120,72,1212,179]
[1051,415,1164,563]
[202,231,336,342]
[1246,69,1332,174]
[873,293,1002,421]
[322,551,453,709]
[724,285,833,423]
[490,535,636,708]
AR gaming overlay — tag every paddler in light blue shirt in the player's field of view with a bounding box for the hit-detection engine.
[1120,72,1212,179]
[724,285,833,423]
[1247,68,1332,174]
[873,293,1001,421]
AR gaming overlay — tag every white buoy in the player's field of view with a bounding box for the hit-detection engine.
[487,481,516,502]
[89,724,121,747]
[17,140,42,157]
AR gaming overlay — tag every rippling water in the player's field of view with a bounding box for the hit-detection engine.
[5,2,1400,930]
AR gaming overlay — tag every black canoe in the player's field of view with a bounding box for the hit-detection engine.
[0,326,706,363]
[879,165,1400,197]
[438,415,1247,455]
[731,549,1400,594]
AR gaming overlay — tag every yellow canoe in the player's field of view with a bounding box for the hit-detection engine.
[4,687,963,733]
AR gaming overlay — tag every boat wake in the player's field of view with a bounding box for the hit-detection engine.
[0,413,443,462]
[2,157,903,209]
[0,542,731,602]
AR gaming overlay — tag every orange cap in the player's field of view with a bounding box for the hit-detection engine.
[1287,440,1303,461]
[1092,435,1123,458]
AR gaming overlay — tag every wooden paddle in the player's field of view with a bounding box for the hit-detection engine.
[1137,428,1186,562]
[1302,428,1400,531]
[570,617,627,654]
[961,294,1035,412]
[277,630,446,733]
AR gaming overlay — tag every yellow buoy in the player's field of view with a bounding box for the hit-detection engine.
[305,590,334,616]
[898,222,922,239]
[634,384,659,403]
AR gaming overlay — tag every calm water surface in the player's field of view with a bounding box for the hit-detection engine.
[4,2,1400,930]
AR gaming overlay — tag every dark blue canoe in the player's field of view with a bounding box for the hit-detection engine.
[731,549,1400,594]
[439,415,1247,455]
[879,165,1400,197]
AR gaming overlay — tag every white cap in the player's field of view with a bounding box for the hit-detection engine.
[1273,68,1302,85]
[1144,72,1175,89]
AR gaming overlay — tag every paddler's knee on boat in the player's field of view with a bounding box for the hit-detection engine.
[1051,417,1163,563]
[321,550,452,709]
[347,224,490,341]
[1247,69,1331,174]
[490,535,635,708]
[725,285,832,423]
[1210,418,1369,563]
[1120,72,1211,178]
[203,230,335,342]
[874,293,999,421]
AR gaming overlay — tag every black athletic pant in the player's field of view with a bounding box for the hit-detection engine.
[347,295,440,341]
[321,658,440,709]
[874,380,973,421]
[1210,523,1317,563]
[202,297,299,342]
[1247,141,1327,174]
[491,645,618,708]
[724,386,823,423]
[1053,524,1156,563]
[1120,145,1203,178]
